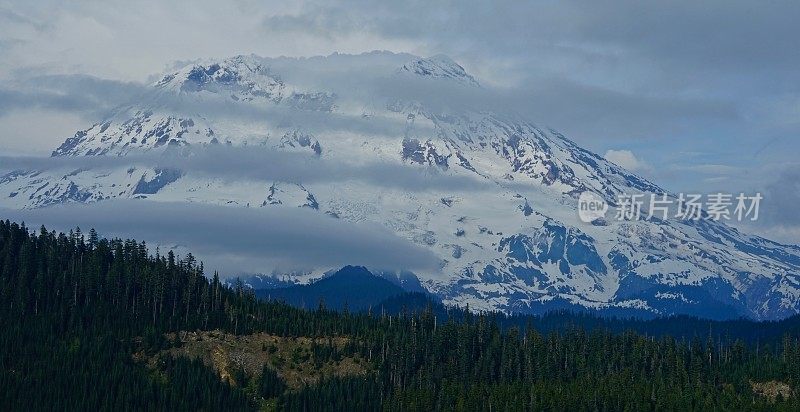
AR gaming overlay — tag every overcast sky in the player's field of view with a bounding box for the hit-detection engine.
[1,0,798,244]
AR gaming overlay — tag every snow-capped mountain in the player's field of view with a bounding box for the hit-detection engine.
[3,52,800,320]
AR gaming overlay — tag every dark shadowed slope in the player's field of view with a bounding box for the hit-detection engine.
[255,266,405,311]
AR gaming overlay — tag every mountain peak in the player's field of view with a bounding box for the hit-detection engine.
[257,266,406,311]
[399,55,479,87]
[333,265,373,278]
[153,55,285,100]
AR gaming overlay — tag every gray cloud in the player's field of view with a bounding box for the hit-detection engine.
[0,7,51,31]
[258,0,798,145]
[264,1,800,79]
[0,145,489,192]
[723,163,800,246]
[0,74,145,119]
[0,199,442,275]
[1,0,798,245]
[368,73,739,141]
[0,70,428,139]
[761,166,800,228]
[0,56,738,146]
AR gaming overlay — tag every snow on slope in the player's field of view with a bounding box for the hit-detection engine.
[2,52,800,320]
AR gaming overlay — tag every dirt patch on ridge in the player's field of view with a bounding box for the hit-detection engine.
[153,330,369,389]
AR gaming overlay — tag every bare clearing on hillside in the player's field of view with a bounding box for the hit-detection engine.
[154,330,369,389]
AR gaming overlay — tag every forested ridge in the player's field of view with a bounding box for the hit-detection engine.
[3,219,800,411]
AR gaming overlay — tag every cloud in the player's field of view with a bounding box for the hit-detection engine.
[725,164,800,246]
[0,74,145,119]
[255,0,798,148]
[0,55,738,147]
[1,0,799,246]
[683,164,741,175]
[603,149,650,173]
[0,67,442,141]
[0,109,85,155]
[248,0,800,121]
[0,145,489,192]
[0,199,442,276]
[761,166,800,227]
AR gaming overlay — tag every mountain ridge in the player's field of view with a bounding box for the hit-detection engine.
[255,265,406,311]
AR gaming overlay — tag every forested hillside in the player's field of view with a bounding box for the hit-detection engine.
[3,219,800,411]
